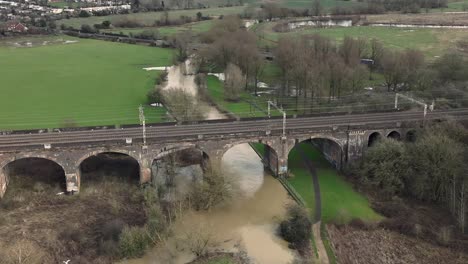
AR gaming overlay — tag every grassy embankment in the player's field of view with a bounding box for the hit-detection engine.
[206,75,270,118]
[288,143,381,223]
[102,20,215,38]
[59,6,245,29]
[250,142,380,263]
[0,36,173,130]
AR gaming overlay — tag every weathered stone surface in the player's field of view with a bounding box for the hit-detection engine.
[0,123,412,197]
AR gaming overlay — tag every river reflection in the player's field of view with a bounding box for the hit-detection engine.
[122,144,294,264]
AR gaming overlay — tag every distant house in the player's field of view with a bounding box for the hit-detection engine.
[4,21,28,33]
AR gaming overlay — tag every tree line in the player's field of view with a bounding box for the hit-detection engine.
[356,121,468,233]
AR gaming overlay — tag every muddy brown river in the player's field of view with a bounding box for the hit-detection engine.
[121,144,295,264]
[150,59,226,120]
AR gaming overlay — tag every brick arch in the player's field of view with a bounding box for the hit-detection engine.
[367,131,382,147]
[0,155,67,198]
[386,130,401,140]
[76,149,142,186]
[153,143,202,161]
[291,135,345,169]
[218,139,281,175]
[1,154,67,172]
[75,149,141,168]
[218,138,281,160]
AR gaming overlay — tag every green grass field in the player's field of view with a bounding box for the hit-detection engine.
[434,0,468,11]
[287,143,381,223]
[103,20,214,37]
[256,22,468,58]
[0,36,174,130]
[59,6,245,29]
[206,75,269,118]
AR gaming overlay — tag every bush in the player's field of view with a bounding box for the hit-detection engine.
[79,10,90,17]
[147,89,162,104]
[80,24,95,33]
[102,219,125,242]
[113,17,144,28]
[134,29,160,40]
[119,226,151,258]
[99,239,120,256]
[188,168,234,210]
[280,204,312,250]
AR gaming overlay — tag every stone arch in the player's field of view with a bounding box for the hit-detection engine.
[153,143,207,161]
[0,155,67,198]
[151,144,212,201]
[220,139,280,176]
[387,130,401,140]
[368,132,382,147]
[290,136,344,170]
[76,150,142,188]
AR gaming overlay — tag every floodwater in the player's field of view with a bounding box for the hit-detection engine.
[122,144,295,264]
[145,60,226,120]
[288,19,353,30]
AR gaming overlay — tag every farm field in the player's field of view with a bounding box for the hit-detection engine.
[0,36,173,130]
[58,6,245,29]
[256,22,468,58]
[281,0,364,9]
[366,12,468,25]
[103,20,214,37]
[287,143,382,223]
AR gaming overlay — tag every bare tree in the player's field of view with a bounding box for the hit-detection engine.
[163,88,206,121]
[171,31,192,62]
[311,0,322,16]
[179,223,219,257]
[224,63,246,101]
[369,38,384,79]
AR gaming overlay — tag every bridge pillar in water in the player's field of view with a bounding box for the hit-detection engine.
[262,145,279,176]
[277,136,294,177]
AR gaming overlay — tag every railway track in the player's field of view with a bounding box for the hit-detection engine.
[0,109,467,149]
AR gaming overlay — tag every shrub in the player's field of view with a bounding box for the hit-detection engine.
[80,24,95,34]
[102,219,125,242]
[112,17,144,28]
[102,20,111,28]
[78,10,90,17]
[119,226,150,258]
[99,239,120,256]
[59,224,85,244]
[134,29,160,40]
[280,204,312,250]
[188,168,234,210]
[147,89,162,104]
[1,240,49,264]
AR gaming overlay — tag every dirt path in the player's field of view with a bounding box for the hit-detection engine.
[313,222,330,264]
[297,146,330,264]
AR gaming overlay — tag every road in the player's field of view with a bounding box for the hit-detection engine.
[0,109,467,149]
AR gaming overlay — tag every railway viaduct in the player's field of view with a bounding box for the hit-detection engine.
[0,109,466,198]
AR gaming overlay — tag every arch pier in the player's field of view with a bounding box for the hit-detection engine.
[0,125,412,197]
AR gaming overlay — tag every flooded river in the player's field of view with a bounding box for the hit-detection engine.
[145,60,226,120]
[123,144,295,264]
